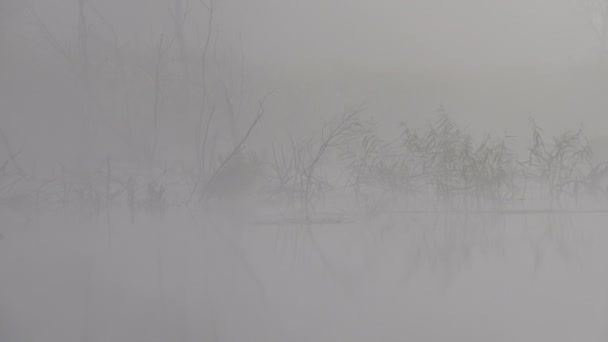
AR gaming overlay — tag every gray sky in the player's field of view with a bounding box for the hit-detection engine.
[225,0,597,70]
[13,0,599,69]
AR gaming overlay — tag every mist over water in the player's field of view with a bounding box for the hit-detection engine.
[3,1,608,341]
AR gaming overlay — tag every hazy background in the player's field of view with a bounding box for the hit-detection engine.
[2,0,608,168]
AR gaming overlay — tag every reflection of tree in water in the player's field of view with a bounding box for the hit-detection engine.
[389,213,508,283]
[524,213,586,276]
[358,212,588,284]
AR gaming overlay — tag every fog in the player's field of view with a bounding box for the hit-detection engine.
[3,0,608,341]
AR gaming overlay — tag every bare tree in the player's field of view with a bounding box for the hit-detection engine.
[582,0,608,65]
[152,34,175,161]
[265,109,363,219]
[195,0,215,177]
[171,0,190,99]
[187,94,268,205]
[30,0,97,170]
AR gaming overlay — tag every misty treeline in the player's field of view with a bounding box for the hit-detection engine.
[2,0,608,222]
[2,105,608,221]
